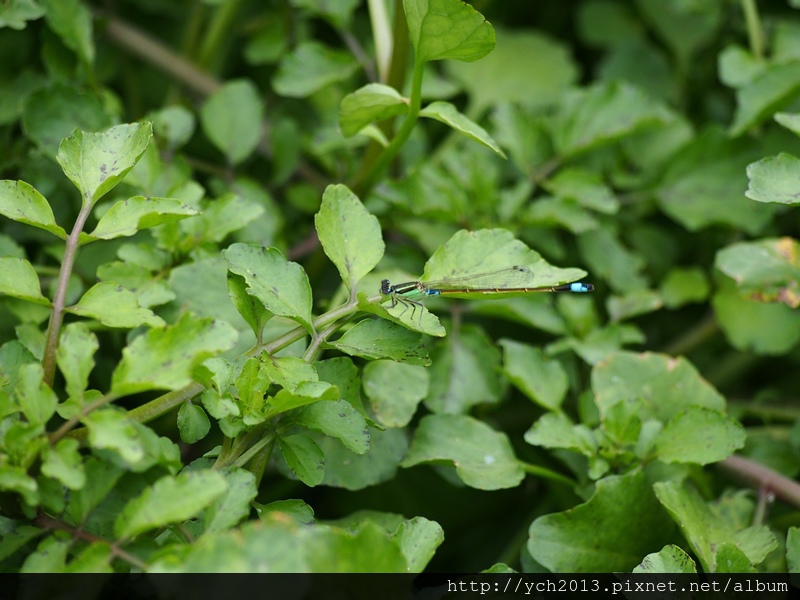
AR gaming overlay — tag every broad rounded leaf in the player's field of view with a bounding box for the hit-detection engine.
[67,282,164,328]
[500,339,567,411]
[529,470,674,572]
[339,83,408,137]
[654,407,745,465]
[272,41,358,98]
[0,180,67,239]
[715,238,800,307]
[111,313,238,395]
[87,196,199,241]
[223,244,313,331]
[362,361,428,427]
[729,62,800,137]
[404,0,495,63]
[200,80,264,165]
[746,153,800,205]
[315,184,384,291]
[115,470,228,539]
[421,228,586,293]
[57,122,153,204]
[329,319,430,365]
[592,351,726,422]
[0,257,50,306]
[401,414,524,490]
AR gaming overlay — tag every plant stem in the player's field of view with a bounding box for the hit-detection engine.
[41,200,93,387]
[741,0,765,62]
[353,55,424,197]
[719,454,800,508]
[519,461,577,488]
[197,0,242,71]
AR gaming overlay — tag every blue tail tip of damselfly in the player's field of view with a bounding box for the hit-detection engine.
[556,282,594,293]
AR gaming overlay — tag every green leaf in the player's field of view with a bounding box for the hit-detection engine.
[552,81,672,158]
[500,339,567,411]
[111,313,238,395]
[254,499,314,525]
[654,407,745,465]
[362,360,428,427]
[419,101,505,158]
[718,45,764,88]
[115,470,228,539]
[67,282,164,328]
[21,536,69,572]
[272,41,358,98]
[0,257,51,306]
[316,426,407,490]
[361,290,446,337]
[278,433,324,486]
[422,228,586,293]
[183,193,265,245]
[775,112,800,137]
[329,319,430,365]
[305,521,408,571]
[55,323,97,400]
[315,184,384,292]
[204,468,257,534]
[712,279,800,355]
[41,0,94,66]
[151,105,196,149]
[404,0,495,63]
[745,153,800,205]
[41,438,85,490]
[83,408,145,465]
[401,414,524,490]
[446,28,577,112]
[15,363,57,426]
[606,289,663,321]
[294,399,369,454]
[22,85,112,156]
[227,272,271,340]
[528,469,675,571]
[592,351,726,422]
[659,267,710,309]
[200,80,264,165]
[524,412,595,456]
[64,457,124,524]
[236,356,271,424]
[86,196,198,241]
[715,542,757,573]
[339,83,408,137]
[715,238,800,307]
[64,543,113,573]
[0,466,39,506]
[56,122,153,205]
[177,401,211,444]
[222,244,313,331]
[634,545,697,573]
[729,61,800,137]
[542,167,619,214]
[97,260,175,309]
[0,0,44,29]
[0,180,67,239]
[655,128,774,234]
[266,381,338,420]
[426,324,503,414]
[0,518,43,562]
[788,527,800,573]
[653,479,777,572]
[260,355,318,392]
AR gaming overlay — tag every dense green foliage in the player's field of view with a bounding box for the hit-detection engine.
[2,0,800,573]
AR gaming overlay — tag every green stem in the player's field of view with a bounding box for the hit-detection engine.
[247,438,275,488]
[741,0,765,62]
[519,461,577,488]
[233,431,275,469]
[353,56,425,197]
[42,199,93,387]
[367,0,393,81]
[197,0,242,71]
